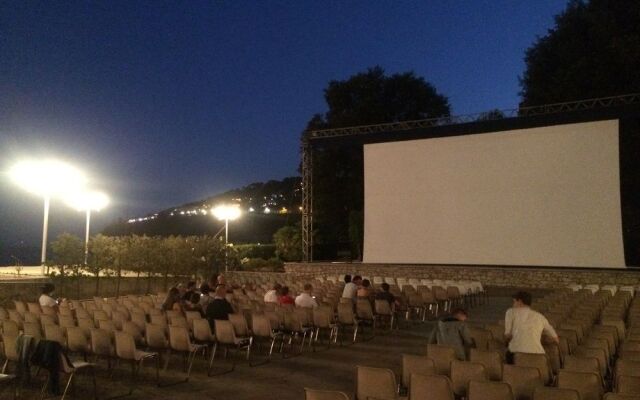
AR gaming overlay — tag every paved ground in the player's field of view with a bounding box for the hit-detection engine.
[2,296,512,400]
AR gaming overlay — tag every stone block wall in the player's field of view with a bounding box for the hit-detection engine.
[284,262,640,289]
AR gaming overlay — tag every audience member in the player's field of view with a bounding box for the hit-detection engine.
[357,279,372,298]
[184,291,203,314]
[504,291,559,363]
[39,283,59,310]
[375,283,397,305]
[205,285,234,330]
[264,283,282,303]
[199,286,213,310]
[278,286,295,305]
[181,281,197,301]
[162,287,183,313]
[428,308,473,360]
[342,274,358,299]
[295,283,318,308]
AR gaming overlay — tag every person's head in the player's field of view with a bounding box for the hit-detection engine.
[304,283,313,293]
[208,274,219,287]
[451,308,468,321]
[189,291,201,304]
[362,279,370,288]
[186,281,196,291]
[217,275,226,285]
[42,283,55,295]
[281,286,290,296]
[177,283,186,294]
[344,275,352,284]
[512,291,532,307]
[168,287,180,298]
[381,283,390,292]
[215,285,227,298]
[353,275,363,285]
[273,283,282,292]
[201,286,210,296]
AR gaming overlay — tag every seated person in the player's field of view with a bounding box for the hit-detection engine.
[39,283,60,311]
[264,284,282,303]
[278,286,295,305]
[375,283,398,306]
[357,279,372,298]
[295,283,318,308]
[428,308,473,360]
[205,285,234,330]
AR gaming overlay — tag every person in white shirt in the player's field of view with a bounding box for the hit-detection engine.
[39,283,59,310]
[264,283,282,303]
[341,275,361,299]
[504,291,559,363]
[295,283,318,308]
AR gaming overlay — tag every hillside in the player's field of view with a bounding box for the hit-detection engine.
[102,176,302,242]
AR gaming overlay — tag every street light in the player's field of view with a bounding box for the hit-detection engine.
[211,204,241,272]
[9,159,87,273]
[65,190,109,265]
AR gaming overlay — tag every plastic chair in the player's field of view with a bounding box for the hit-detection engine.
[304,387,350,400]
[533,386,580,400]
[557,370,603,400]
[470,349,503,381]
[468,380,513,400]
[427,344,457,376]
[450,360,487,397]
[401,354,436,388]
[514,353,552,385]
[166,325,206,380]
[502,364,543,400]
[356,365,398,400]
[212,320,252,374]
[114,331,159,393]
[409,373,454,400]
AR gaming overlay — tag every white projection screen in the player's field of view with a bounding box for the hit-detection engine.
[363,120,625,268]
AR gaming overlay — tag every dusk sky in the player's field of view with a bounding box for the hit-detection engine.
[0,1,568,250]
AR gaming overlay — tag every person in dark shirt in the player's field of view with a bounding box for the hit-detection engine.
[205,285,234,330]
[181,281,197,301]
[375,283,397,305]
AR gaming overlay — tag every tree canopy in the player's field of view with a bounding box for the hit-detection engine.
[520,0,640,106]
[306,67,450,260]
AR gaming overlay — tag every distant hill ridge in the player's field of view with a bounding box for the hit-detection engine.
[102,176,301,242]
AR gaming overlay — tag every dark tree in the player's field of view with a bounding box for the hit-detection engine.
[520,0,640,106]
[307,66,450,260]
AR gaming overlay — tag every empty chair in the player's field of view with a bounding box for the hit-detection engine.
[374,299,395,330]
[356,365,399,400]
[27,302,41,315]
[145,323,169,357]
[39,314,57,328]
[502,364,544,400]
[1,334,19,373]
[533,387,580,400]
[212,320,252,372]
[337,302,359,343]
[90,328,114,369]
[228,313,252,338]
[574,347,608,378]
[557,370,603,400]
[166,325,206,379]
[312,306,338,347]
[409,373,454,400]
[468,380,513,400]
[563,355,602,380]
[58,315,76,329]
[304,388,350,400]
[23,321,42,340]
[615,359,640,383]
[37,347,97,400]
[603,393,640,400]
[514,353,552,385]
[450,360,487,397]
[470,349,503,380]
[66,327,91,358]
[251,314,282,359]
[617,375,640,395]
[0,320,19,337]
[122,321,145,346]
[114,331,159,393]
[427,344,457,376]
[401,354,436,388]
[44,324,67,347]
[469,327,493,351]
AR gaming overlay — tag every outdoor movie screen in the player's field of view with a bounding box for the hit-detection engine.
[363,119,625,268]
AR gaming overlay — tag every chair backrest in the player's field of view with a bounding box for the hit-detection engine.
[228,313,250,336]
[602,393,640,400]
[23,321,42,339]
[304,388,350,400]
[355,299,374,320]
[557,370,603,400]
[409,373,454,400]
[470,349,502,381]
[574,347,608,377]
[122,321,144,344]
[337,303,355,325]
[185,311,202,324]
[98,319,116,334]
[23,312,39,324]
[39,314,57,329]
[131,312,147,331]
[66,327,89,353]
[615,359,640,379]
[44,324,66,347]
[90,328,113,356]
[27,302,42,315]
[1,320,19,336]
[401,354,436,387]
[1,334,19,361]
[532,387,580,400]
[427,344,457,376]
[114,331,137,360]
[450,360,487,397]
[13,300,27,315]
[313,307,333,328]
[468,380,513,400]
[214,320,237,345]
[59,315,76,329]
[375,299,392,316]
[356,365,397,400]
[563,355,601,376]
[502,364,543,400]
[251,314,272,338]
[617,375,640,395]
[169,316,189,329]
[169,325,192,352]
[514,353,552,384]
[41,305,57,317]
[192,318,215,342]
[468,327,493,351]
[145,323,168,349]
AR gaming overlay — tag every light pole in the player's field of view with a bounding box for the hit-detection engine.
[65,190,110,265]
[9,159,87,274]
[211,204,241,272]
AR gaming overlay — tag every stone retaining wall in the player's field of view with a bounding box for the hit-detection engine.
[283,262,640,289]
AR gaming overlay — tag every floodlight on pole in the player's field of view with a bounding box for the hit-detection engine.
[9,159,87,273]
[211,204,241,272]
[65,190,110,265]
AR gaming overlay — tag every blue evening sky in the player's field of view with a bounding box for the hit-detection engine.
[0,1,568,249]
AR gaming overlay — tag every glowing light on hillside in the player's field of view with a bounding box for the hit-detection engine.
[211,204,242,221]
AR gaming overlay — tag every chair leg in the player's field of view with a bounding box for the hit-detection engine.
[353,325,358,343]
[60,372,75,400]
[1,360,8,374]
